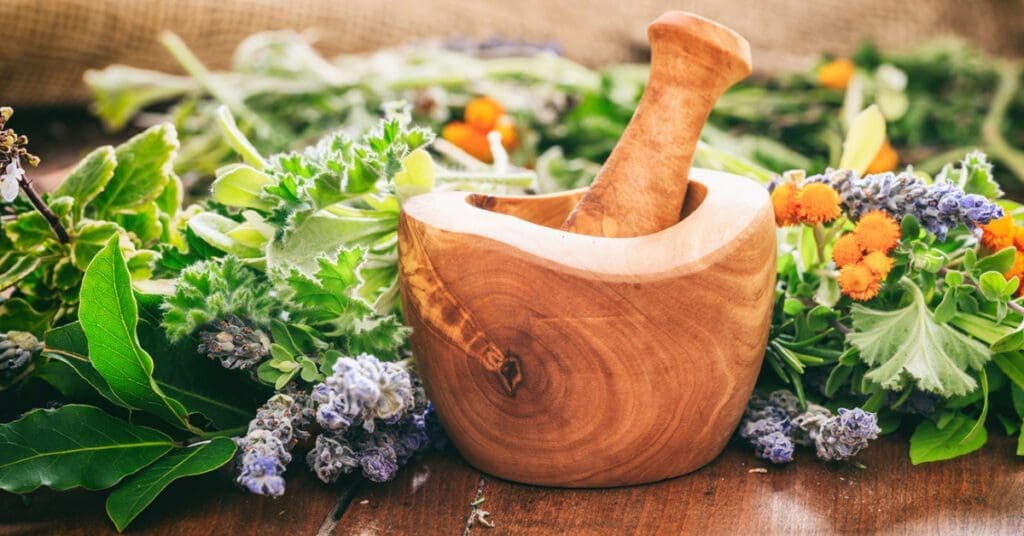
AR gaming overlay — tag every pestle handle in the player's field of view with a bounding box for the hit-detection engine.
[561,11,752,237]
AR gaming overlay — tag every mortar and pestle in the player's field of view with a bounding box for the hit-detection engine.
[398,11,776,487]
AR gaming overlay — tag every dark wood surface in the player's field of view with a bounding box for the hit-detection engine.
[3,435,1023,535]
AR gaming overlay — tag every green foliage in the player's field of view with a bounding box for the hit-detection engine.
[79,237,196,431]
[909,414,988,464]
[161,255,276,340]
[0,405,173,493]
[849,280,991,397]
[105,437,236,532]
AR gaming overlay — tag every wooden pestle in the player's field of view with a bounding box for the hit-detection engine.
[561,11,752,237]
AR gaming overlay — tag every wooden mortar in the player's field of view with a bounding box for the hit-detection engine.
[397,12,775,487]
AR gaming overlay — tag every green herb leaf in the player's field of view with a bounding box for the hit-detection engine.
[849,279,990,397]
[0,405,173,493]
[52,146,117,211]
[43,322,123,405]
[78,237,194,431]
[975,248,1016,274]
[92,124,179,215]
[909,414,987,464]
[105,437,236,532]
[0,297,55,336]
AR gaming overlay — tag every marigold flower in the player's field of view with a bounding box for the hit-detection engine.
[495,116,518,150]
[771,182,800,226]
[981,214,1016,252]
[862,251,895,278]
[818,59,855,90]
[796,183,841,224]
[832,233,863,267]
[442,121,493,163]
[464,96,505,132]
[853,211,901,253]
[865,140,899,174]
[1014,228,1024,253]
[838,263,881,301]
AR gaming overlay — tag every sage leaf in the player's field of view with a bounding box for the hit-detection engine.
[105,437,237,532]
[78,236,194,431]
[52,145,117,211]
[0,405,173,493]
[92,124,179,214]
[909,414,987,464]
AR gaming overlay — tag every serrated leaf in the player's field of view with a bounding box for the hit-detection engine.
[0,405,173,493]
[955,151,1002,199]
[909,414,987,464]
[52,146,117,211]
[92,124,179,214]
[285,247,371,323]
[849,280,990,396]
[79,236,195,431]
[105,437,236,532]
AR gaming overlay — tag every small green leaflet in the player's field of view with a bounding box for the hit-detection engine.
[105,437,237,532]
[285,247,372,323]
[91,124,179,215]
[909,414,988,464]
[0,405,173,493]
[848,279,990,397]
[78,237,196,431]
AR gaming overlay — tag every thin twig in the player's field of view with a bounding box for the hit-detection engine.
[18,173,69,243]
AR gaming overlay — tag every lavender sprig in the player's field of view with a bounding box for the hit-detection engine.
[311,353,414,433]
[235,393,310,497]
[804,164,1003,240]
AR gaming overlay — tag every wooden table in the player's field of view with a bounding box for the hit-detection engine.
[3,434,1022,535]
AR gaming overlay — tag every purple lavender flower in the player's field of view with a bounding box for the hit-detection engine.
[424,403,450,451]
[234,393,309,497]
[359,443,400,483]
[752,431,795,464]
[815,408,881,461]
[308,433,359,483]
[804,166,1003,240]
[310,354,414,433]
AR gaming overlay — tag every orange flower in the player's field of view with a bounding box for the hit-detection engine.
[442,121,493,163]
[818,59,855,90]
[1014,228,1024,252]
[465,97,505,132]
[796,183,841,224]
[865,140,899,174]
[832,233,863,267]
[982,214,1016,252]
[838,263,881,301]
[862,251,895,278]
[854,211,901,253]
[771,182,800,226]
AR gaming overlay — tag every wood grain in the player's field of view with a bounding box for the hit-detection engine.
[398,169,776,487]
[561,11,752,237]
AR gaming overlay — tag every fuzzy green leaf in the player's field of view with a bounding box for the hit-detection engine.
[106,437,236,532]
[0,405,173,493]
[909,414,987,464]
[78,237,194,431]
[92,124,179,214]
[284,247,371,323]
[849,280,990,397]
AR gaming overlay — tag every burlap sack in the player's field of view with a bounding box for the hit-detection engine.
[2,0,1022,107]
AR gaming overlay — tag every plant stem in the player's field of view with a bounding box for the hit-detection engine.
[982,61,1024,184]
[195,425,248,440]
[18,174,69,243]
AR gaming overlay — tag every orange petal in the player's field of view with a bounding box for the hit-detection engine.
[818,59,855,90]
[442,121,493,163]
[465,97,506,133]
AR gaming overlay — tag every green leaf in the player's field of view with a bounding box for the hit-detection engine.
[211,164,276,210]
[0,405,173,493]
[71,220,122,270]
[105,437,236,532]
[92,124,179,215]
[839,105,886,174]
[43,322,123,406]
[284,247,371,323]
[959,368,989,446]
[909,414,987,464]
[953,151,1002,200]
[52,146,117,211]
[394,148,436,203]
[993,352,1024,390]
[900,215,921,240]
[975,248,1016,274]
[186,212,262,259]
[215,105,267,169]
[934,288,958,324]
[78,236,194,431]
[849,280,991,397]
[0,297,55,335]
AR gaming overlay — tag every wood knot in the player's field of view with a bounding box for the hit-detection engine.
[498,352,523,396]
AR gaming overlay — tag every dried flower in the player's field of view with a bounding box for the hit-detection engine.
[197,316,271,370]
[311,354,414,433]
[862,251,895,278]
[814,408,880,461]
[770,181,800,226]
[853,211,901,253]
[817,58,855,90]
[0,331,41,381]
[865,140,899,174]
[982,214,1016,251]
[796,183,842,224]
[307,412,429,483]
[235,393,310,497]
[832,233,863,268]
[838,263,881,301]
[806,168,1003,240]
